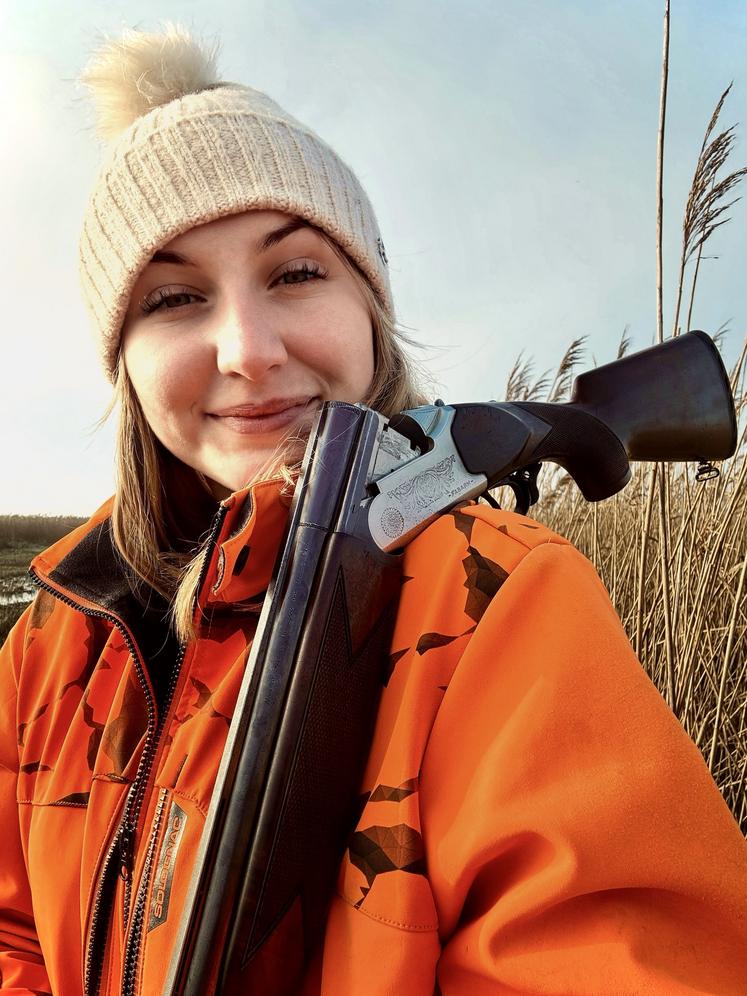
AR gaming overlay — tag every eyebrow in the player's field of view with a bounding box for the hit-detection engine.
[147,217,315,268]
[149,249,193,265]
[257,217,315,252]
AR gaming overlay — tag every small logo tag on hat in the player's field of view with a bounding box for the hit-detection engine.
[377,237,389,266]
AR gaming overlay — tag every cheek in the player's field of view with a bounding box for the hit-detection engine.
[308,301,375,397]
[345,319,376,397]
[123,334,202,434]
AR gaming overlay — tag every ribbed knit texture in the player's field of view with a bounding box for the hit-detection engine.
[79,85,393,379]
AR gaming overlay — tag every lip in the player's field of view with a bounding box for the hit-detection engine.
[208,396,319,434]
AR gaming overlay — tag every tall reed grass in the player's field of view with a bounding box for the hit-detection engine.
[497,331,747,834]
[508,340,746,833]
[500,56,747,831]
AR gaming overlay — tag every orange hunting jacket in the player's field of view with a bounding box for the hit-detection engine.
[1,478,746,995]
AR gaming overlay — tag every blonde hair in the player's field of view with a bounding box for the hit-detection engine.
[112,237,427,643]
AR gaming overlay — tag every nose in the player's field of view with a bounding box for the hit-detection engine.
[214,298,288,381]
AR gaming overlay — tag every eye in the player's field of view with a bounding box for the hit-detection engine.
[273,261,327,287]
[140,287,205,315]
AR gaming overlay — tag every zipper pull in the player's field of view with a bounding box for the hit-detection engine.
[119,823,135,881]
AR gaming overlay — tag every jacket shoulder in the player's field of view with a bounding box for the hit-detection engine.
[454,503,572,554]
[391,502,580,663]
[404,502,572,581]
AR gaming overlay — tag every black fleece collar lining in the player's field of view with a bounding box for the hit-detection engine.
[46,519,178,708]
[48,519,168,625]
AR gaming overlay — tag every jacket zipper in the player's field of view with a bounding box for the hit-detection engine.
[27,569,152,996]
[28,501,229,996]
[120,788,168,996]
[119,503,229,996]
[117,631,187,930]
[116,639,186,995]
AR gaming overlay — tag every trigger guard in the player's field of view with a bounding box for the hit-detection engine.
[495,463,542,515]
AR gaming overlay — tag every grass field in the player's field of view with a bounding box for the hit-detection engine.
[0,546,45,643]
[0,517,85,643]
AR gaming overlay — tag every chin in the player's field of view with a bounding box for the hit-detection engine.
[207,460,288,497]
[203,428,313,497]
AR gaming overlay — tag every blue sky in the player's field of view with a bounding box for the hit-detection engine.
[2,0,746,513]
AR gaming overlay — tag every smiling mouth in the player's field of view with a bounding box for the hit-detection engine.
[208,396,320,434]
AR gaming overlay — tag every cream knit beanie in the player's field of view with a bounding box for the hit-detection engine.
[79,24,393,380]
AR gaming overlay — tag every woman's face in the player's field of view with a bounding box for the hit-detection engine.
[122,210,375,496]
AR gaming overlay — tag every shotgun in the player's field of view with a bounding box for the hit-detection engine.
[165,330,737,994]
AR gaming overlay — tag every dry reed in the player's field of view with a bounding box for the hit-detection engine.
[674,83,747,338]
[502,334,747,832]
[496,56,747,832]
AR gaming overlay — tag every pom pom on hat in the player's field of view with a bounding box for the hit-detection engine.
[80,22,221,142]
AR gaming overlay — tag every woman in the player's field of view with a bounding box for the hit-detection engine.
[1,24,746,996]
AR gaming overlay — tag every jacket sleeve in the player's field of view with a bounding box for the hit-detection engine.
[420,541,747,995]
[0,606,52,994]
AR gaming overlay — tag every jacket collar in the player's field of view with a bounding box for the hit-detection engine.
[199,477,291,611]
[30,478,291,627]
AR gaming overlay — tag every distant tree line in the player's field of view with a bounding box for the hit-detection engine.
[0,515,86,547]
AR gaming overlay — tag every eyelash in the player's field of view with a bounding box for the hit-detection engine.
[139,262,328,315]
